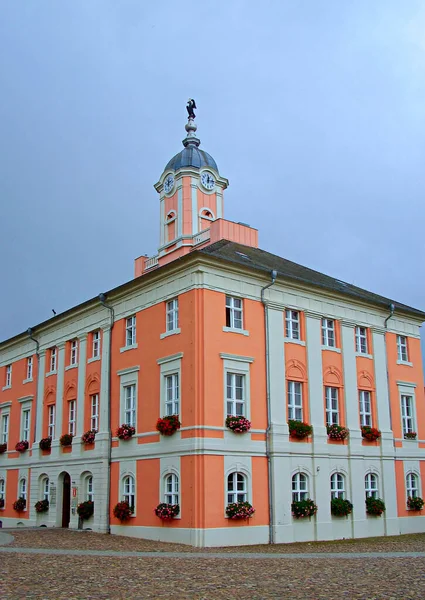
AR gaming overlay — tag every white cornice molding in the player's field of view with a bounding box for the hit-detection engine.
[157,352,184,365]
[220,353,254,363]
[18,395,34,403]
[117,366,140,377]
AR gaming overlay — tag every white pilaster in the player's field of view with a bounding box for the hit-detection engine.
[305,312,325,436]
[372,328,392,434]
[76,335,87,437]
[341,322,360,434]
[55,343,66,440]
[191,178,198,235]
[160,196,165,246]
[34,351,46,442]
[177,185,183,238]
[216,188,223,218]
[268,308,286,426]
[99,327,111,433]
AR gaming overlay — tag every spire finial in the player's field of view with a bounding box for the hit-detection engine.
[183,98,200,148]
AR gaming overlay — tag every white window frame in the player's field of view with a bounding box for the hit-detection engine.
[287,381,303,421]
[1,412,9,445]
[359,390,372,427]
[70,340,78,366]
[225,295,243,330]
[397,335,409,363]
[330,473,345,499]
[90,394,99,431]
[164,473,179,505]
[166,298,179,333]
[5,365,12,388]
[165,374,179,416]
[123,385,136,428]
[0,478,5,506]
[355,326,368,354]
[21,408,31,442]
[406,472,419,499]
[365,473,379,498]
[125,316,136,347]
[48,404,55,439]
[92,331,100,359]
[321,318,335,347]
[42,477,49,502]
[68,400,76,436]
[220,354,253,422]
[292,472,308,502]
[158,353,183,419]
[285,310,300,340]
[325,386,339,426]
[227,472,247,504]
[122,474,135,512]
[19,477,27,507]
[118,366,139,430]
[26,357,33,381]
[401,394,415,436]
[226,372,245,417]
[49,348,57,373]
[86,475,94,502]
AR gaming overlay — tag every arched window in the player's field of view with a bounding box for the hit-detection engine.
[42,477,49,501]
[86,476,94,502]
[19,478,27,505]
[406,473,419,499]
[0,478,5,506]
[292,472,308,502]
[164,473,179,505]
[227,472,247,504]
[122,475,135,511]
[365,473,378,498]
[330,473,345,499]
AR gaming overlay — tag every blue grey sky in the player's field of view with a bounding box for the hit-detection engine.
[1,1,424,360]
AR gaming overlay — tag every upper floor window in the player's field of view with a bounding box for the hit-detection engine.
[225,296,243,330]
[92,331,100,358]
[48,405,55,439]
[126,316,136,347]
[321,319,335,347]
[355,326,368,354]
[122,475,135,511]
[330,473,345,499]
[365,473,378,499]
[21,408,30,442]
[406,473,419,499]
[50,347,57,372]
[292,472,308,502]
[227,472,247,504]
[1,413,9,445]
[325,387,339,426]
[165,374,179,416]
[359,390,372,427]
[26,357,33,380]
[287,381,302,421]
[164,473,179,505]
[397,335,409,362]
[68,400,76,436]
[285,310,300,340]
[166,299,179,332]
[226,373,245,417]
[5,365,12,388]
[91,394,99,431]
[70,340,78,366]
[401,394,415,436]
[124,385,136,427]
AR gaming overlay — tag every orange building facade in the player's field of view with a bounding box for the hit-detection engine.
[1,110,425,546]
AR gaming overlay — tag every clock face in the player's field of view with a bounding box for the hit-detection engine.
[164,174,174,194]
[201,172,215,191]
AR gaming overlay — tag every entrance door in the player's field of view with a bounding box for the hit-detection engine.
[62,473,71,528]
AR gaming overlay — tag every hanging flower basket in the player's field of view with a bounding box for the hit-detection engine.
[81,429,97,445]
[113,501,133,521]
[225,501,255,520]
[361,426,381,442]
[404,432,417,440]
[292,498,318,519]
[327,424,349,441]
[154,503,180,520]
[407,496,424,511]
[77,500,94,520]
[60,433,73,447]
[15,440,29,453]
[225,415,252,433]
[34,499,49,513]
[116,424,136,440]
[331,497,353,517]
[156,415,181,436]
[39,437,52,451]
[0,498,4,509]
[13,497,26,512]
[365,496,386,516]
[0,443,7,454]
[288,420,313,439]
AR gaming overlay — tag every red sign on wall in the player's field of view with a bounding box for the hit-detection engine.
[72,487,77,498]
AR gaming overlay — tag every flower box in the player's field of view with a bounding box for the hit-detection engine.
[331,497,353,517]
[60,434,73,447]
[156,415,181,436]
[13,497,26,512]
[288,420,313,439]
[225,415,251,433]
[77,500,94,520]
[225,501,255,520]
[0,443,7,454]
[113,501,133,521]
[361,426,381,442]
[404,432,417,440]
[327,424,349,441]
[154,503,180,520]
[116,424,136,440]
[407,496,424,511]
[81,429,97,445]
[34,499,49,513]
[15,440,29,453]
[39,437,52,451]
[365,496,386,516]
[292,498,318,519]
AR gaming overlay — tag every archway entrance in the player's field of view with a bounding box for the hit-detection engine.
[62,473,71,528]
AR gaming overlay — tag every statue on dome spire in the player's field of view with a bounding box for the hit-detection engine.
[186,98,197,119]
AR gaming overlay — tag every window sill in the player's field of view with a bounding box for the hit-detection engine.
[1,385,11,391]
[222,327,250,336]
[355,352,373,359]
[88,356,101,364]
[65,364,78,371]
[321,346,341,353]
[45,371,57,378]
[120,344,138,353]
[284,338,305,346]
[22,378,33,384]
[397,360,413,367]
[160,328,181,339]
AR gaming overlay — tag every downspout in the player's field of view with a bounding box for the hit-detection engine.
[27,328,40,443]
[382,302,395,537]
[99,293,115,535]
[384,303,395,329]
[261,269,277,545]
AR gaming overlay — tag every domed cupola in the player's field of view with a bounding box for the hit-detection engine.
[164,117,219,172]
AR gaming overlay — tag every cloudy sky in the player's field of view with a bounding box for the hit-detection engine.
[1,1,424,360]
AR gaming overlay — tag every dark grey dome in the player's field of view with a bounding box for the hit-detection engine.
[165,146,218,172]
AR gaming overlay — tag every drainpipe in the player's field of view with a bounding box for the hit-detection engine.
[382,302,395,536]
[261,269,277,544]
[99,293,114,535]
[27,328,40,443]
[384,303,395,329]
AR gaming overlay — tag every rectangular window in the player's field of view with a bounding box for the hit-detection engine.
[397,335,408,362]
[124,385,136,427]
[166,299,179,332]
[90,394,99,431]
[321,319,335,347]
[70,340,78,365]
[48,405,55,439]
[92,331,100,358]
[225,296,243,330]
[325,387,339,426]
[287,381,303,421]
[126,316,136,347]
[5,365,11,387]
[226,373,245,416]
[359,390,372,427]
[50,348,57,372]
[22,409,30,442]
[1,413,9,445]
[165,374,179,415]
[26,357,33,380]
[68,400,76,436]
[401,394,415,435]
[285,310,300,340]
[87,476,94,502]
[355,326,368,354]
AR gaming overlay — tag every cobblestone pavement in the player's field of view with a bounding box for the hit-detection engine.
[1,530,425,599]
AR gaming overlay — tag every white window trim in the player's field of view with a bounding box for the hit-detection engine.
[287,380,303,421]
[292,472,309,503]
[68,400,76,436]
[0,407,10,446]
[221,355,252,421]
[165,298,179,333]
[160,328,181,339]
[398,382,417,437]
[359,390,372,427]
[284,338,306,346]
[0,476,6,508]
[285,310,300,341]
[406,471,421,500]
[25,357,34,383]
[355,326,368,355]
[118,368,139,428]
[92,331,100,359]
[365,472,379,499]
[226,471,248,504]
[325,386,339,426]
[21,408,31,442]
[224,295,249,335]
[122,473,136,516]
[159,355,183,418]
[90,394,99,431]
[124,316,137,349]
[86,475,94,503]
[224,464,252,517]
[321,318,336,348]
[396,335,410,364]
[330,472,346,500]
[3,365,12,390]
[47,404,56,439]
[18,477,27,511]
